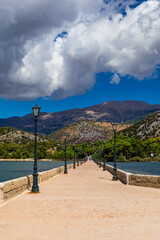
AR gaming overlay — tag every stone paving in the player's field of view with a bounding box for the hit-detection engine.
[0,161,160,240]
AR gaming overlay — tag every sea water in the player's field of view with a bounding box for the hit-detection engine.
[108,162,160,176]
[0,161,72,182]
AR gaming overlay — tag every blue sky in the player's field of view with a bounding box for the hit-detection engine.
[0,0,160,118]
[1,72,159,118]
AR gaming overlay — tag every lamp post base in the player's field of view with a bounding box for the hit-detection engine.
[32,186,39,192]
[112,167,118,180]
[64,170,68,174]
[73,161,76,169]
[32,173,39,192]
[112,177,118,181]
[112,175,118,181]
[103,165,106,171]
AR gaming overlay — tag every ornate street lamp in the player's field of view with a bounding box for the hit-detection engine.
[32,104,41,192]
[103,140,106,171]
[64,133,68,174]
[73,144,76,169]
[112,123,118,180]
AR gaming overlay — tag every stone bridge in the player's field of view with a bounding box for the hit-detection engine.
[0,160,159,240]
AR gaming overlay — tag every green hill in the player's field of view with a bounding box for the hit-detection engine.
[0,127,47,144]
[119,112,160,139]
[48,120,130,144]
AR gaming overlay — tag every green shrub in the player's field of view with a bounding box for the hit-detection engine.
[152,157,160,162]
[129,156,143,162]
[118,154,128,162]
[143,157,152,162]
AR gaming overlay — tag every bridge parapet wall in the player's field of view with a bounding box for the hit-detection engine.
[105,164,160,188]
[129,174,160,188]
[0,161,84,203]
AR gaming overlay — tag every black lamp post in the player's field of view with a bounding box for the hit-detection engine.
[32,104,41,193]
[73,144,76,169]
[112,123,118,180]
[64,133,68,174]
[103,140,106,171]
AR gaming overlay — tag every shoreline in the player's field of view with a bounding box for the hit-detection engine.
[0,159,159,162]
[0,159,64,162]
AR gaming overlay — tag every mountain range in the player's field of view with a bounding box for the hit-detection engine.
[0,100,160,134]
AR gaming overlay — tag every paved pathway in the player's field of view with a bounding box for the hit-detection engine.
[0,161,160,240]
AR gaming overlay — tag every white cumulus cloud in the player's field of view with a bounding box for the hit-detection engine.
[0,0,160,100]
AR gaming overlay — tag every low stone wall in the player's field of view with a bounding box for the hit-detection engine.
[105,164,129,184]
[129,174,160,188]
[105,164,160,188]
[0,161,84,203]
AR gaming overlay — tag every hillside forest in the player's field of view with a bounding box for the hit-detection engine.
[1,128,160,162]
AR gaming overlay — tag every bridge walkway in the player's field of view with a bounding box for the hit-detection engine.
[0,160,160,240]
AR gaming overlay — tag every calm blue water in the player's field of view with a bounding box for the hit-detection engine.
[108,162,160,175]
[0,161,72,182]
